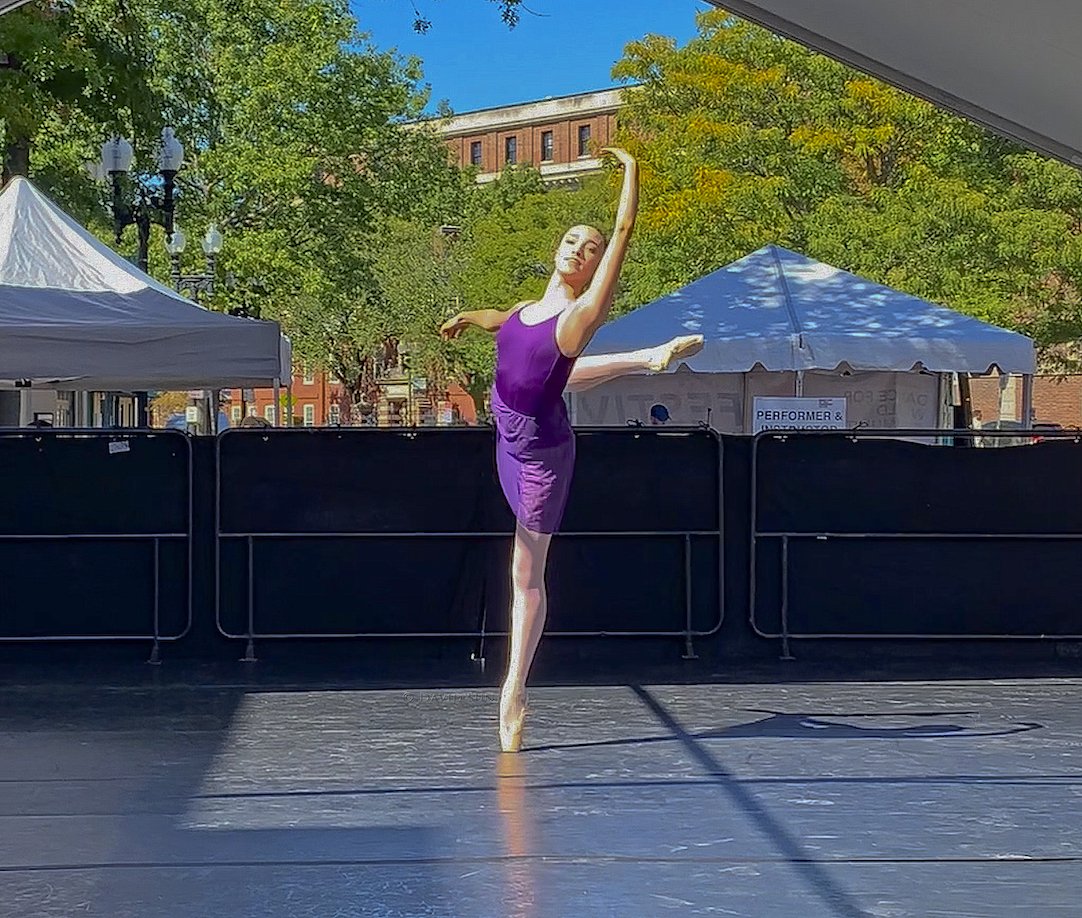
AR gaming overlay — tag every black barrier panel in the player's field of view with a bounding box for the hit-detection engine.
[218,428,720,536]
[0,430,191,643]
[755,434,1082,535]
[753,538,1082,637]
[218,429,505,535]
[217,536,492,636]
[217,535,720,638]
[0,540,189,638]
[564,429,720,532]
[216,428,722,641]
[536,536,720,634]
[0,430,189,536]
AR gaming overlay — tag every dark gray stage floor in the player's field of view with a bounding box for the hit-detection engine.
[1,667,1080,916]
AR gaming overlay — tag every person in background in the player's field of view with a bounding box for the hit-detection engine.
[649,403,670,426]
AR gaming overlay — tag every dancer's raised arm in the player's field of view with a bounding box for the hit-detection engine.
[440,302,528,339]
[556,148,639,356]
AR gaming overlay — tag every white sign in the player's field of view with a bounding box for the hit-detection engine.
[185,406,200,423]
[752,397,847,433]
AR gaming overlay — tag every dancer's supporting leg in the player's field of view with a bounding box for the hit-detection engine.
[500,523,552,753]
[565,334,704,393]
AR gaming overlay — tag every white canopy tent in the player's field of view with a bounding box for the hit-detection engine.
[570,246,1035,431]
[711,0,1082,169]
[0,176,289,392]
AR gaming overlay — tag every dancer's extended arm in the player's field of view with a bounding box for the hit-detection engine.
[440,302,528,339]
[557,148,639,356]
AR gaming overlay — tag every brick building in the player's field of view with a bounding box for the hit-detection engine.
[969,374,1082,429]
[225,366,346,427]
[228,367,477,428]
[439,88,624,184]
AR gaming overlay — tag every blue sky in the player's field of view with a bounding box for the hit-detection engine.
[349,0,712,114]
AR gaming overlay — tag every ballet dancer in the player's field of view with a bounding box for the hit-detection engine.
[440,148,703,752]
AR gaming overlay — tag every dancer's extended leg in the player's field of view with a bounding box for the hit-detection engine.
[500,523,552,752]
[565,334,704,392]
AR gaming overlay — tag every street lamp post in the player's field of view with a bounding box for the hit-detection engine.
[165,223,224,299]
[164,223,225,435]
[91,128,224,433]
[97,127,184,272]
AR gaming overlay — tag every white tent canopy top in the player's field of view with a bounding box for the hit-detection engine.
[712,0,1082,169]
[0,175,289,390]
[584,245,1036,376]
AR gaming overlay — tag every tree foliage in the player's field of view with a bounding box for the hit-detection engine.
[2,0,473,407]
[609,9,1082,367]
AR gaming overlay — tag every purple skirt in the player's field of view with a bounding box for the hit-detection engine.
[491,386,576,534]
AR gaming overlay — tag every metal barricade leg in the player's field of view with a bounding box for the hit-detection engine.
[241,535,257,663]
[682,534,697,660]
[780,535,795,661]
[147,538,162,665]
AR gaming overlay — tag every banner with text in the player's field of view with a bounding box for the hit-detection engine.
[752,397,847,434]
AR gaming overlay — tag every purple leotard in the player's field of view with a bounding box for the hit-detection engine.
[491,307,576,534]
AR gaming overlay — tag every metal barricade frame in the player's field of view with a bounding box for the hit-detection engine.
[214,425,724,659]
[0,428,193,660]
[749,427,1082,656]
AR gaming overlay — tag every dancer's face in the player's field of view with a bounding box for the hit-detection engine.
[554,225,605,287]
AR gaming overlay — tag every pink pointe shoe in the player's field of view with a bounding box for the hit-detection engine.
[499,689,528,753]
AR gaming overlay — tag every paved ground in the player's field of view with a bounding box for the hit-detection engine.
[0,668,1079,916]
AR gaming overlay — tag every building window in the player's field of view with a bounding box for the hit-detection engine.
[505,135,517,164]
[303,404,315,426]
[329,403,341,426]
[577,124,591,157]
[302,365,315,385]
[470,140,482,166]
[541,130,554,162]
[231,406,242,423]
[264,405,276,423]
[247,405,258,417]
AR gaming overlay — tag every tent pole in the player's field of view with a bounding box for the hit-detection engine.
[1020,374,1034,429]
[272,380,281,426]
[957,373,974,429]
[795,371,804,397]
[286,385,294,427]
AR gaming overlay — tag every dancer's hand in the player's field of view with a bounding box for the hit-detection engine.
[601,147,636,169]
[440,313,470,340]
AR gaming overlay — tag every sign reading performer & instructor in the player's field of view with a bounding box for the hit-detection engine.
[752,397,847,434]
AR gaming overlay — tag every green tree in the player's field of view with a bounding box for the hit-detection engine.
[612,7,1082,366]
[154,0,469,408]
[0,0,164,183]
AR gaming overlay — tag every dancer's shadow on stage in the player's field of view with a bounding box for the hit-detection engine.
[529,708,1043,753]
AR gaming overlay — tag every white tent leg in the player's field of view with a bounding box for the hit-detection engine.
[210,389,220,434]
[795,371,804,396]
[1021,374,1034,429]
